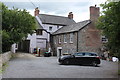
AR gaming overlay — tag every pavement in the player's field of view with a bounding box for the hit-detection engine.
[2,53,119,78]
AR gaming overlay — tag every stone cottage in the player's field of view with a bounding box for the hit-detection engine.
[51,5,102,57]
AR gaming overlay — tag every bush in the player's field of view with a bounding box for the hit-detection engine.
[2,30,12,53]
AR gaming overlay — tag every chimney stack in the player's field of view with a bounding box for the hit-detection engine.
[34,7,40,16]
[68,12,73,19]
[90,5,100,22]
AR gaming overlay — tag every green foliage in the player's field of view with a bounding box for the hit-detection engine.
[96,1,120,58]
[2,3,36,52]
[0,2,2,53]
[2,62,8,73]
[2,30,12,52]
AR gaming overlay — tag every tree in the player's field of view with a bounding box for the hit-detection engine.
[96,1,120,58]
[0,2,2,53]
[2,3,36,52]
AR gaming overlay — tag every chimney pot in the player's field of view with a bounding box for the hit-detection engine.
[68,12,73,19]
[95,4,97,7]
[34,7,40,16]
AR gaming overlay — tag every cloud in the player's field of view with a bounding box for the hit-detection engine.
[3,2,34,9]
[2,0,107,22]
[1,0,103,2]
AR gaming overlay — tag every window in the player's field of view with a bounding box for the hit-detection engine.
[49,26,52,31]
[101,36,108,43]
[58,36,61,43]
[70,33,73,43]
[36,29,42,35]
[64,34,67,43]
[67,49,70,54]
[90,53,97,56]
[57,25,59,29]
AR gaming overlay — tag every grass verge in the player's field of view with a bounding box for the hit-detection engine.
[0,62,8,73]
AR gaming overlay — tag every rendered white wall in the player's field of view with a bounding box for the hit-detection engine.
[26,16,63,53]
[43,24,63,33]
[36,31,49,41]
[11,43,18,53]
[36,39,46,48]
[27,31,48,53]
[27,33,37,53]
[42,24,63,42]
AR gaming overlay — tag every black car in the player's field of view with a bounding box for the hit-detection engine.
[58,52,101,66]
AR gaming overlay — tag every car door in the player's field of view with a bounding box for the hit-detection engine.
[83,53,97,64]
[74,53,84,64]
[69,55,76,64]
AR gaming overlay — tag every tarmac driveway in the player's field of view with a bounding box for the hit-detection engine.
[2,53,118,78]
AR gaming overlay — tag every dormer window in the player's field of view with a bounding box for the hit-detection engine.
[49,26,52,31]
[57,25,59,29]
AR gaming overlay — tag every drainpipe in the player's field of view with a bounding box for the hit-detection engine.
[77,31,79,52]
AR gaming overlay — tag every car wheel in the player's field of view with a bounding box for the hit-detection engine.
[92,61,98,67]
[64,59,69,65]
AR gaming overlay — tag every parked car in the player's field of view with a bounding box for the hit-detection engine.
[44,52,51,57]
[58,52,101,67]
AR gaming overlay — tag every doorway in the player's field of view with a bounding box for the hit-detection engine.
[57,47,62,57]
[18,40,30,53]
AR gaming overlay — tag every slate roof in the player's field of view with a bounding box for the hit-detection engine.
[35,19,43,29]
[53,20,91,35]
[38,14,76,26]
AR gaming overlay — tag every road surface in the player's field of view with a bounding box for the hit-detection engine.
[2,53,118,78]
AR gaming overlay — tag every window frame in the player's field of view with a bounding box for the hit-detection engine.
[49,26,52,31]
[64,34,67,43]
[58,35,61,43]
[36,29,43,35]
[57,25,59,29]
[70,33,74,43]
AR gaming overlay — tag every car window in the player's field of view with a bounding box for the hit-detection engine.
[90,53,97,56]
[84,53,90,56]
[74,53,85,56]
[85,53,97,56]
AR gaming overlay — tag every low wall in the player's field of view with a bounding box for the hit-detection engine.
[0,51,13,69]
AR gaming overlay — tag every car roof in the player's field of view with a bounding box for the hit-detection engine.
[75,52,98,54]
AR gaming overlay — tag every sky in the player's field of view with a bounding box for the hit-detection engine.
[1,0,107,22]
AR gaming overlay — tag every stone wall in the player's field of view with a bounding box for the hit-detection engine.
[78,23,102,55]
[0,51,13,69]
[52,32,77,56]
